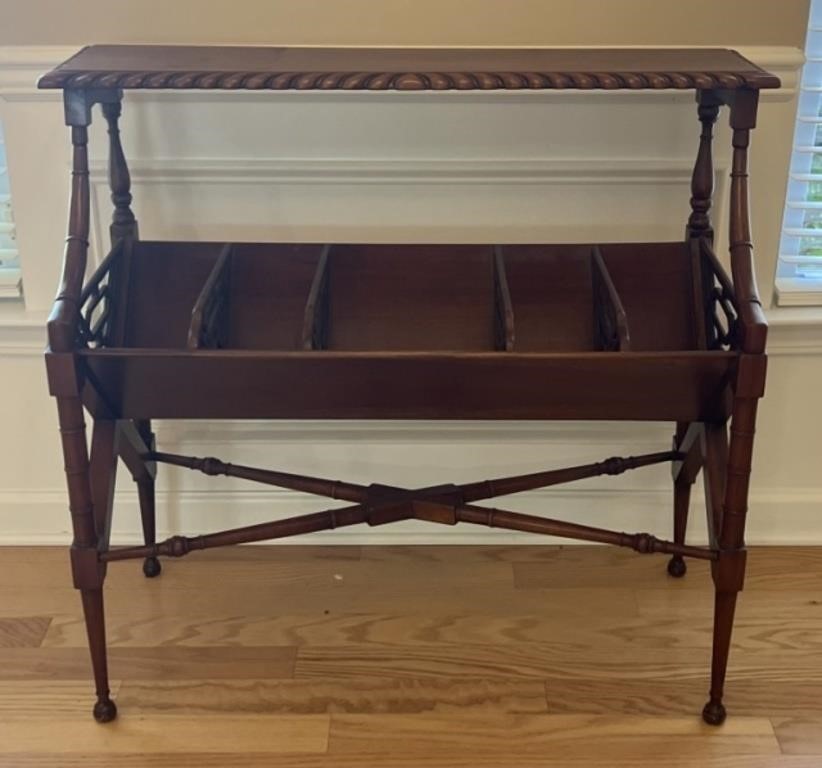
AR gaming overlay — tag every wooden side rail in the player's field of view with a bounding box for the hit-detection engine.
[591,246,631,351]
[187,243,233,349]
[493,246,515,351]
[301,244,331,350]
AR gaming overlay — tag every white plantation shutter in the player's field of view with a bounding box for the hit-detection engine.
[0,121,21,298]
[777,0,822,305]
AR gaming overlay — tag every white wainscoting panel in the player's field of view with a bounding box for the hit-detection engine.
[1,45,819,546]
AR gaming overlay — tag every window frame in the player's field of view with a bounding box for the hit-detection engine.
[776,0,822,306]
[0,120,22,299]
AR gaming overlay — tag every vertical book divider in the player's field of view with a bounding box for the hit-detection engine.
[493,245,515,351]
[301,244,332,350]
[688,237,710,350]
[187,243,233,349]
[107,237,134,348]
[591,246,631,351]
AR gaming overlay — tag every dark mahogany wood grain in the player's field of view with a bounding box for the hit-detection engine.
[38,46,780,91]
[77,348,735,422]
[325,245,496,352]
[41,45,775,726]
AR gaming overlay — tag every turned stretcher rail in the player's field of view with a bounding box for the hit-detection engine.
[100,497,716,563]
[455,504,716,560]
[102,504,369,561]
[460,450,680,502]
[149,450,682,504]
[150,451,369,503]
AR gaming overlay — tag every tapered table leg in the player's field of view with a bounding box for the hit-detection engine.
[81,588,117,722]
[702,590,737,725]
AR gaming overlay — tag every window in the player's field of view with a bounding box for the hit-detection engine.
[777,0,822,305]
[0,121,21,299]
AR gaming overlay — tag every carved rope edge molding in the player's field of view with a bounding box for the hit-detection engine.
[0,46,803,100]
[39,69,773,91]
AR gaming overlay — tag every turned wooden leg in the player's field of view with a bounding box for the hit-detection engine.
[702,398,759,725]
[668,477,691,578]
[56,398,118,723]
[138,476,161,577]
[49,91,122,723]
[667,422,701,579]
[81,588,117,722]
[135,420,161,578]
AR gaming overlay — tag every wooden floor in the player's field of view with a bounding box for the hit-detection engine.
[0,544,820,766]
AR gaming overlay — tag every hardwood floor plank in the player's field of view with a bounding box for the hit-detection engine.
[0,617,51,647]
[513,547,712,589]
[514,547,822,591]
[327,713,780,757]
[1,545,819,765]
[773,717,822,755]
[43,611,681,649]
[97,558,515,592]
[295,643,822,681]
[544,678,822,718]
[0,715,329,754]
[0,560,357,592]
[0,646,296,680]
[116,677,548,714]
[0,587,84,617]
[0,681,123,718]
[0,755,819,768]
[735,548,822,591]
[42,609,822,653]
[1,583,640,618]
[637,588,822,621]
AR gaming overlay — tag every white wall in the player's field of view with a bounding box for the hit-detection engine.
[0,46,819,547]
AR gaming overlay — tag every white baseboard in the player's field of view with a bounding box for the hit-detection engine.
[0,484,818,546]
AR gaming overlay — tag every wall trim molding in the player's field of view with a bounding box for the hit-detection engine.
[89,156,700,187]
[0,307,46,356]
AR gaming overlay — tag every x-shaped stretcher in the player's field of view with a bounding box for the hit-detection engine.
[102,449,717,565]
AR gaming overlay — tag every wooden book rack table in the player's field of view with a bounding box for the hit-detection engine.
[39,46,778,725]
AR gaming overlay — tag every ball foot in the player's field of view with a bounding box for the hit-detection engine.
[93,696,118,723]
[667,556,687,578]
[702,699,726,726]
[142,556,162,578]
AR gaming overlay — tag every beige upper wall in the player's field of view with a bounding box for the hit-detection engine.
[0,0,811,48]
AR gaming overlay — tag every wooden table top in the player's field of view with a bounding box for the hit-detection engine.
[38,45,780,91]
